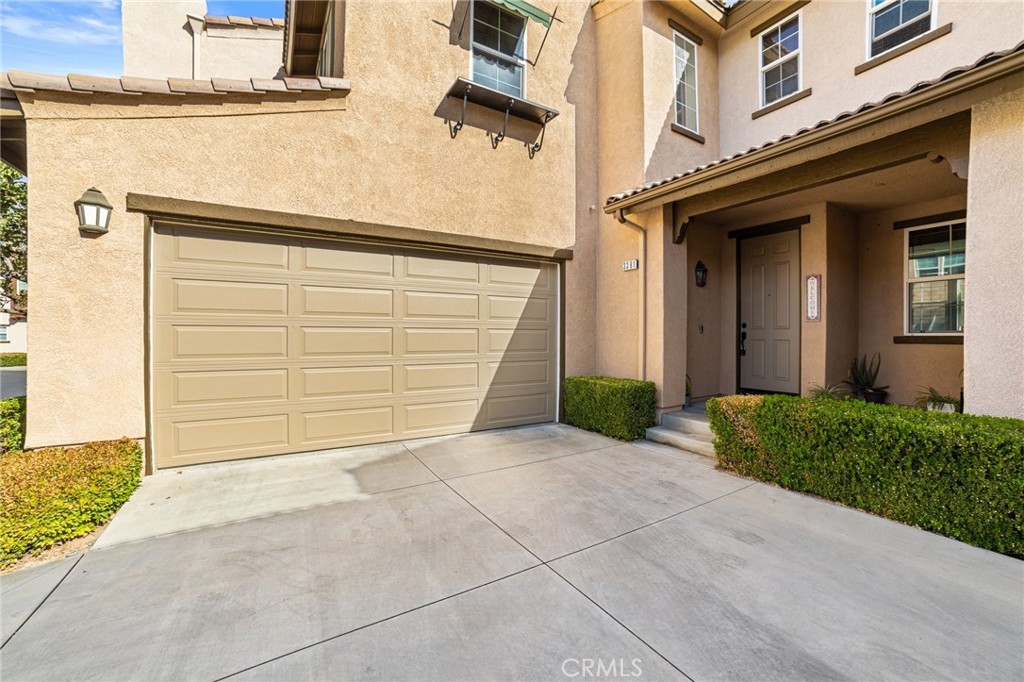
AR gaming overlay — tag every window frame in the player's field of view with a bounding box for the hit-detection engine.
[903,219,965,336]
[672,30,700,135]
[866,0,936,60]
[757,11,802,109]
[469,1,529,99]
[0,326,7,343]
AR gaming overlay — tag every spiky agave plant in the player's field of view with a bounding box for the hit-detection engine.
[843,353,889,392]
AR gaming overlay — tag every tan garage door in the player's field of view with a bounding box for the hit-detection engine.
[152,223,559,468]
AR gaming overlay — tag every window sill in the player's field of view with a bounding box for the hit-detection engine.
[893,335,963,345]
[751,87,812,120]
[671,123,705,144]
[855,23,953,76]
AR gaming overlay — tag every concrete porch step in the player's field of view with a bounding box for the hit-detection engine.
[659,411,713,437]
[645,426,716,459]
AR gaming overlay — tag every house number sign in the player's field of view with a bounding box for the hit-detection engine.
[806,274,821,321]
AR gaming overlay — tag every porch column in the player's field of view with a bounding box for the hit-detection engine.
[964,87,1024,419]
[645,205,688,411]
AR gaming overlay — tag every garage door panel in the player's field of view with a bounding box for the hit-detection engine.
[483,393,551,426]
[301,243,396,278]
[170,413,291,458]
[487,359,551,388]
[172,279,289,316]
[404,399,479,433]
[403,290,479,319]
[301,285,394,318]
[487,328,550,354]
[164,368,289,408]
[404,328,479,356]
[162,229,290,271]
[488,262,550,290]
[154,224,558,468]
[300,327,394,357]
[404,363,479,392]
[405,255,480,283]
[169,325,289,360]
[300,406,394,444]
[487,295,550,322]
[300,366,394,399]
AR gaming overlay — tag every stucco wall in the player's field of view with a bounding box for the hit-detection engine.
[200,26,284,79]
[717,0,1024,156]
[21,0,592,447]
[824,203,859,389]
[123,0,282,80]
[685,220,723,399]
[964,87,1024,418]
[858,195,966,406]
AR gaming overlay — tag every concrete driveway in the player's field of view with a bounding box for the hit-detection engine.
[2,424,1021,681]
[0,366,26,398]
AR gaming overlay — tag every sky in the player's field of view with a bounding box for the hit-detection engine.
[1,1,285,77]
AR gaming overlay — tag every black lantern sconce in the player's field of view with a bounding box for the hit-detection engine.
[75,187,113,234]
[695,260,708,288]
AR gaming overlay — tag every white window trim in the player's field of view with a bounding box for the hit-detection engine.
[469,1,528,99]
[758,11,802,109]
[673,31,700,134]
[903,220,965,336]
[866,0,936,60]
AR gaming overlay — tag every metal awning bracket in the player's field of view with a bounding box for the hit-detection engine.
[447,84,471,139]
[489,98,514,149]
[526,111,555,159]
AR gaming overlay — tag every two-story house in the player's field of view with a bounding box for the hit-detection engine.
[0,279,27,353]
[0,0,1020,473]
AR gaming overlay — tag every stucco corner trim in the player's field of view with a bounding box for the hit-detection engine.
[125,193,573,262]
[671,123,706,144]
[855,23,954,76]
[751,88,812,120]
[893,335,964,345]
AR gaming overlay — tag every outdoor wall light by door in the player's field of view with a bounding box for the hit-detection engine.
[695,260,708,288]
[75,187,113,234]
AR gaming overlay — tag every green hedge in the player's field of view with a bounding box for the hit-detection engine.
[707,395,1024,557]
[1,438,142,566]
[563,376,656,441]
[0,353,26,367]
[0,396,26,454]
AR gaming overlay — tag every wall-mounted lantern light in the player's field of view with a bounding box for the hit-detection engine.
[75,188,113,234]
[695,260,708,288]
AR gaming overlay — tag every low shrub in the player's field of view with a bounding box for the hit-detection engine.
[0,353,26,367]
[1,438,142,566]
[563,376,657,441]
[707,395,1024,557]
[0,396,26,454]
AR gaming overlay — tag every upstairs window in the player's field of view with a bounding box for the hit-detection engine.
[673,32,699,133]
[906,221,965,334]
[759,14,800,107]
[471,1,527,98]
[869,0,933,57]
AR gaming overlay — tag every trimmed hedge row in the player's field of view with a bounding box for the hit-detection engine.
[0,353,27,367]
[707,395,1024,557]
[564,376,657,441]
[0,396,26,454]
[1,438,142,566]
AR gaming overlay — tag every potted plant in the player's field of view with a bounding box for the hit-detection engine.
[914,386,960,413]
[684,374,693,409]
[843,353,889,403]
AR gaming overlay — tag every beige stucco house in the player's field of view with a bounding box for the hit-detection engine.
[0,0,1021,472]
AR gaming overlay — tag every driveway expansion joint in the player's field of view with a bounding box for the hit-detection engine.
[1,553,83,649]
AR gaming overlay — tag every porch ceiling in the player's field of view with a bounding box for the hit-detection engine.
[699,157,967,224]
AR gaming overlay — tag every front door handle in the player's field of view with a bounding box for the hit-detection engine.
[739,323,747,356]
